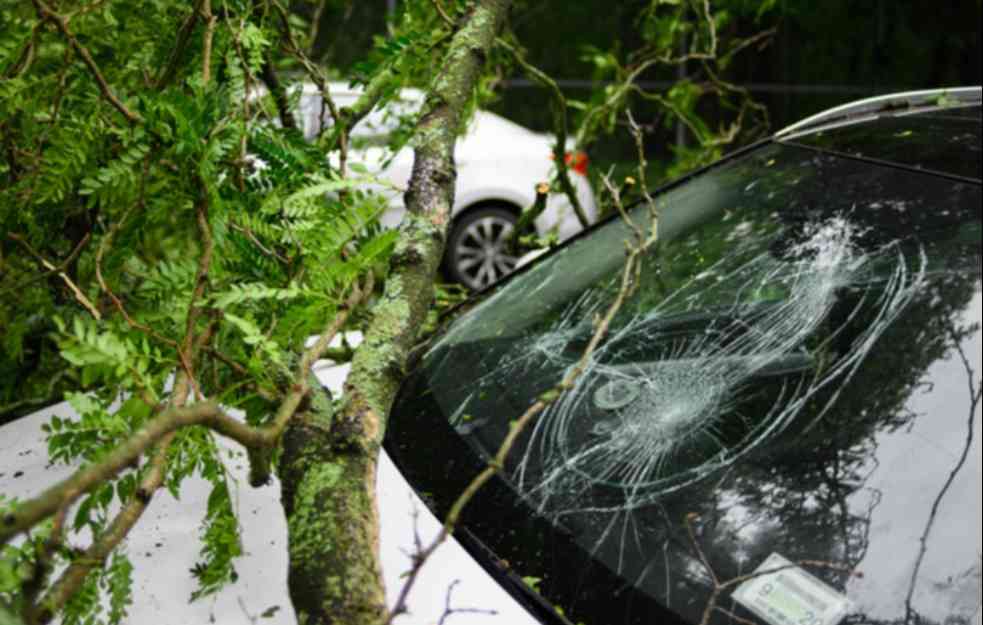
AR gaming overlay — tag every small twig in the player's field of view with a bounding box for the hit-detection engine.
[229,223,291,264]
[722,27,776,64]
[32,432,177,624]
[228,14,257,191]
[7,233,101,320]
[685,513,719,588]
[436,580,497,625]
[17,45,74,210]
[508,182,550,254]
[176,189,216,400]
[497,37,590,229]
[259,57,297,131]
[574,56,659,148]
[307,0,330,52]
[324,64,398,153]
[713,606,757,625]
[625,110,656,208]
[430,0,455,27]
[685,512,858,625]
[2,232,90,296]
[3,22,41,79]
[95,158,170,343]
[267,0,344,162]
[31,0,142,124]
[155,0,206,89]
[698,0,718,59]
[200,0,217,85]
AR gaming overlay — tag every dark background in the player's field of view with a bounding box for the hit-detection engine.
[310,1,982,123]
[307,0,981,182]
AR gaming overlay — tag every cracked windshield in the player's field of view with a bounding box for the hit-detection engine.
[389,141,982,625]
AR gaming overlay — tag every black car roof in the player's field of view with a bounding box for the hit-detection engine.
[775,87,982,182]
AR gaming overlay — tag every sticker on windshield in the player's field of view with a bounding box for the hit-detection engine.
[732,553,853,625]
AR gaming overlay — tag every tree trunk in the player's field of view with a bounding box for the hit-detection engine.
[276,1,513,623]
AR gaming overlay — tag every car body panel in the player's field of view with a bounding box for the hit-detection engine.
[0,355,542,625]
[303,84,597,239]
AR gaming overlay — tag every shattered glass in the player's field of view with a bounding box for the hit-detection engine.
[509,217,925,515]
[388,142,982,625]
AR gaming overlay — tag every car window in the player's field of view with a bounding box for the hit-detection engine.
[387,143,982,625]
[297,91,420,142]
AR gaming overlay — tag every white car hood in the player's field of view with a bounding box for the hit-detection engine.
[0,351,541,625]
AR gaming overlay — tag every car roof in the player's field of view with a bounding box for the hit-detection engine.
[775,87,982,182]
[775,86,982,137]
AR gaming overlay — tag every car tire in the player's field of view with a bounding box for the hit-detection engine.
[444,206,521,290]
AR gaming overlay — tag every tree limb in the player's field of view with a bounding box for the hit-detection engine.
[276,2,513,624]
[0,402,225,546]
[0,279,367,547]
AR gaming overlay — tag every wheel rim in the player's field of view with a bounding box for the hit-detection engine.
[454,215,519,289]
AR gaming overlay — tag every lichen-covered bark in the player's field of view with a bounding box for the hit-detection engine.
[277,1,513,623]
[279,398,385,625]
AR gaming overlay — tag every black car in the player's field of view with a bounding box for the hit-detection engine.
[385,87,982,625]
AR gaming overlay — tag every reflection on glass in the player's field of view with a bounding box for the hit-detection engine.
[395,143,982,625]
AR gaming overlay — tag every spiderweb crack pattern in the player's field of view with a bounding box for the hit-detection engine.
[507,219,927,519]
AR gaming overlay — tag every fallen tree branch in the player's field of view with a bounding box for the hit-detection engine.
[1,402,225,545]
[0,280,367,547]
[275,3,514,624]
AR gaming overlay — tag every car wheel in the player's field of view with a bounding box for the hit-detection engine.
[444,206,520,290]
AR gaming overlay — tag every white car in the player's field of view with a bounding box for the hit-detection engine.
[291,82,598,289]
